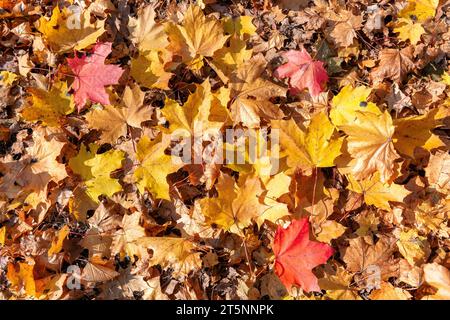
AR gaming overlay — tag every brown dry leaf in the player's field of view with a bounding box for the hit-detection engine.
[370,47,415,83]
[230,54,287,128]
[422,263,450,300]
[342,236,399,281]
[85,86,152,144]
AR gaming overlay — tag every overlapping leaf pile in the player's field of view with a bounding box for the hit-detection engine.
[0,0,449,300]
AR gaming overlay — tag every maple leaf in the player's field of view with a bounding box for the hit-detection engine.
[199,173,267,234]
[369,282,412,300]
[67,42,124,110]
[272,112,343,171]
[21,81,75,127]
[130,49,173,90]
[85,85,152,144]
[393,18,426,45]
[422,263,450,300]
[425,150,449,194]
[36,6,105,53]
[397,228,430,266]
[112,212,146,259]
[339,111,399,182]
[273,218,334,292]
[229,54,287,128]
[274,49,328,97]
[370,47,415,83]
[133,134,182,200]
[330,85,381,127]
[166,4,229,70]
[328,10,363,48]
[0,70,17,86]
[48,225,70,256]
[393,107,446,157]
[342,236,399,281]
[399,0,439,23]
[161,80,226,136]
[6,260,36,297]
[136,237,202,276]
[82,261,119,283]
[128,5,169,51]
[222,16,257,36]
[0,129,67,204]
[69,143,124,202]
[318,266,361,300]
[346,172,409,211]
[211,35,253,82]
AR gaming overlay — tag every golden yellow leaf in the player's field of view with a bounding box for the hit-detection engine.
[340,111,399,182]
[399,0,439,23]
[199,173,266,234]
[393,107,446,157]
[397,228,430,266]
[136,237,202,276]
[369,282,412,300]
[315,220,346,244]
[346,172,410,211]
[133,135,182,200]
[166,4,228,69]
[48,225,70,256]
[85,85,152,144]
[130,49,173,90]
[36,6,105,52]
[393,18,425,45]
[69,144,124,202]
[128,5,169,51]
[7,261,36,297]
[223,15,256,36]
[272,113,343,171]
[330,85,381,127]
[21,81,75,127]
[0,226,5,246]
[319,266,361,300]
[0,70,17,86]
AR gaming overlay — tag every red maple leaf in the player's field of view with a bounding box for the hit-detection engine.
[67,42,124,111]
[274,49,328,97]
[273,218,334,292]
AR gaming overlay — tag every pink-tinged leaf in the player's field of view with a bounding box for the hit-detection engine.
[67,42,124,111]
[273,218,334,292]
[274,49,328,97]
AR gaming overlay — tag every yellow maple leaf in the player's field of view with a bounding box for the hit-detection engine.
[85,85,152,144]
[133,134,182,200]
[130,49,173,90]
[7,260,36,297]
[211,35,253,82]
[0,70,18,86]
[393,107,446,157]
[369,282,412,300]
[272,112,343,171]
[223,15,257,36]
[315,220,347,244]
[0,226,5,246]
[399,0,439,23]
[128,4,169,51]
[136,237,202,276]
[339,111,399,182]
[166,4,228,70]
[69,144,124,202]
[393,18,425,45]
[330,85,381,127]
[397,228,430,265]
[36,6,105,52]
[346,172,409,211]
[48,225,70,256]
[21,81,75,127]
[318,266,361,300]
[161,80,226,136]
[199,173,266,234]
